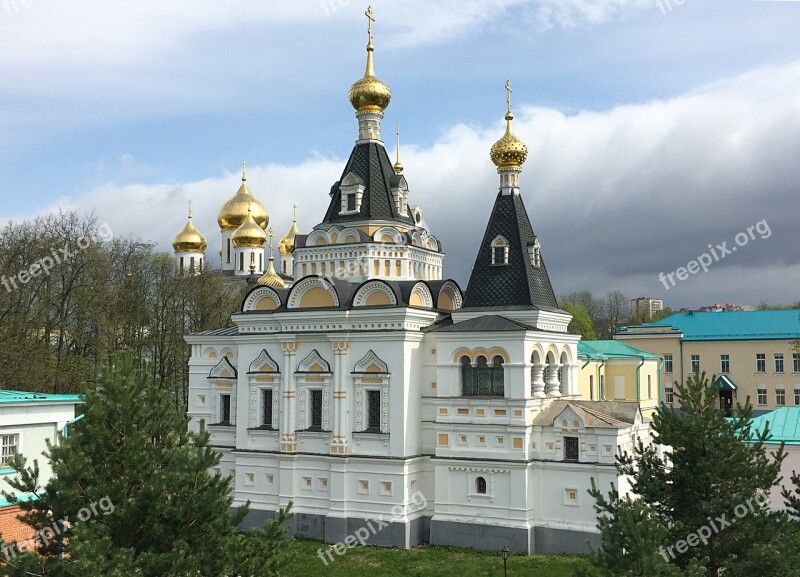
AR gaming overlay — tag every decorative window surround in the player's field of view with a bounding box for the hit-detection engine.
[352,350,390,434]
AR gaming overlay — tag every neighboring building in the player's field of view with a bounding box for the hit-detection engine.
[0,391,82,551]
[185,9,658,555]
[616,309,800,415]
[697,304,744,312]
[630,297,664,319]
[741,407,800,509]
[577,341,662,419]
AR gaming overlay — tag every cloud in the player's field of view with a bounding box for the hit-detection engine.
[7,59,800,308]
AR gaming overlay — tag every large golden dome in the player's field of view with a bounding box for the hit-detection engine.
[231,209,267,249]
[278,215,300,256]
[257,259,285,288]
[172,214,207,253]
[217,171,269,231]
[490,111,528,169]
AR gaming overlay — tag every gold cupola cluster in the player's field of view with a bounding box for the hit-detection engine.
[348,6,391,114]
[173,202,207,253]
[217,162,269,231]
[490,80,528,170]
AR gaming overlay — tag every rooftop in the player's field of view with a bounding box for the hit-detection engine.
[578,340,662,360]
[618,309,800,341]
[0,390,82,405]
[745,407,800,445]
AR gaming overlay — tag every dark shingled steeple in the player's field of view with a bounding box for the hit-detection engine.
[463,191,559,310]
[322,142,414,226]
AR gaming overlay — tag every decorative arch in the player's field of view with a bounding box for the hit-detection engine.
[491,235,510,265]
[208,357,237,379]
[287,277,340,309]
[530,344,545,365]
[545,345,560,364]
[296,349,332,374]
[426,235,440,252]
[411,232,423,247]
[306,229,331,247]
[220,348,235,360]
[243,287,282,312]
[203,347,218,359]
[342,172,364,188]
[353,280,398,308]
[409,282,434,308]
[450,347,510,364]
[249,350,280,374]
[353,350,389,375]
[437,281,463,311]
[337,227,361,244]
[373,227,404,245]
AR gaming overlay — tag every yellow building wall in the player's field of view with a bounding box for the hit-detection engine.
[577,358,660,419]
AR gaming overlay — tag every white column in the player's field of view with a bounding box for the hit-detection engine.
[546,363,562,398]
[280,342,297,452]
[532,364,546,399]
[330,340,350,455]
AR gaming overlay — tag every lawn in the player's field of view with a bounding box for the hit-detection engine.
[281,539,588,576]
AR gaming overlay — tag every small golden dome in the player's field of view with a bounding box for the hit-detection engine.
[279,212,300,256]
[217,164,269,231]
[173,203,207,253]
[349,7,391,113]
[258,228,286,288]
[232,207,267,249]
[491,112,528,169]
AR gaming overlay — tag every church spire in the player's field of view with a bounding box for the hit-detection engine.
[490,81,528,195]
[348,5,391,141]
[393,119,404,174]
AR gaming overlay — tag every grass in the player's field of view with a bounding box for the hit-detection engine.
[280,539,588,576]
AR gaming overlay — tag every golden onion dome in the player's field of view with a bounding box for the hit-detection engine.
[348,8,391,113]
[173,205,207,253]
[217,165,269,231]
[258,229,286,288]
[490,111,528,169]
[278,215,300,256]
[231,207,267,249]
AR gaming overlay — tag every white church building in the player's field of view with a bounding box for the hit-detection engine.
[184,7,651,554]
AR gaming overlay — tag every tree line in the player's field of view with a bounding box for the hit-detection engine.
[0,212,244,407]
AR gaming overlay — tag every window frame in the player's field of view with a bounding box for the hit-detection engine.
[309,389,323,430]
[756,354,766,374]
[1,433,20,469]
[776,387,786,406]
[720,354,730,374]
[794,353,800,374]
[757,387,767,406]
[775,354,785,374]
[219,393,232,425]
[366,389,382,432]
[663,354,673,374]
[261,389,274,429]
[690,355,700,375]
[564,436,579,462]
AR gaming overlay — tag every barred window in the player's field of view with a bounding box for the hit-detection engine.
[220,394,231,425]
[564,437,579,461]
[261,389,273,428]
[476,476,487,495]
[310,390,323,430]
[367,390,381,431]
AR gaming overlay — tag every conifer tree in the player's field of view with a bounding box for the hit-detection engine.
[1,354,293,577]
[579,372,797,577]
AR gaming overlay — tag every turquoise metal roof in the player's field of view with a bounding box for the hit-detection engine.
[621,309,800,341]
[0,390,82,405]
[745,407,800,445]
[578,340,662,360]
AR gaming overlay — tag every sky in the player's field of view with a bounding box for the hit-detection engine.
[1,0,799,309]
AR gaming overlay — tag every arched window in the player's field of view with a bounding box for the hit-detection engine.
[475,356,490,395]
[476,476,487,494]
[460,356,475,396]
[528,239,542,268]
[491,236,509,265]
[491,356,505,396]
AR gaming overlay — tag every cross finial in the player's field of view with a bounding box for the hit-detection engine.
[241,160,247,181]
[292,204,297,221]
[365,6,375,46]
[188,199,193,219]
[505,80,512,115]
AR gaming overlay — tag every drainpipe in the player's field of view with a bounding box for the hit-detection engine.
[635,356,646,404]
[62,414,85,439]
[658,358,664,404]
[598,359,607,400]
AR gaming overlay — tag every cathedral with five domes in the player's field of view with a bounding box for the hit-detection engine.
[180,6,658,554]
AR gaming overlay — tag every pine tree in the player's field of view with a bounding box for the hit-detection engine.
[1,354,293,577]
[580,372,798,577]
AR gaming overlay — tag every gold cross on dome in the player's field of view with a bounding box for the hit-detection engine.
[241,159,247,180]
[365,6,375,44]
[188,199,193,219]
[293,204,297,220]
[505,80,512,114]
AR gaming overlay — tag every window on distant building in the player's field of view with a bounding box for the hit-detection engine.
[476,476,487,495]
[261,389,273,429]
[691,355,700,375]
[589,375,594,401]
[219,394,231,425]
[310,390,323,430]
[564,436,579,461]
[757,354,766,374]
[775,354,785,374]
[366,390,381,432]
[226,239,231,264]
[647,375,652,399]
[491,236,509,266]
[757,387,767,406]
[720,354,730,374]
[795,386,800,406]
[794,353,800,374]
[664,354,673,374]
[776,386,786,406]
[1,434,19,468]
[665,385,674,404]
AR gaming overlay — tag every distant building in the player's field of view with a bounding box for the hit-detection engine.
[616,309,800,416]
[630,297,664,319]
[0,391,82,553]
[697,304,744,312]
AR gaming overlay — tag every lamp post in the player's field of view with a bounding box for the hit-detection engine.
[501,546,510,577]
